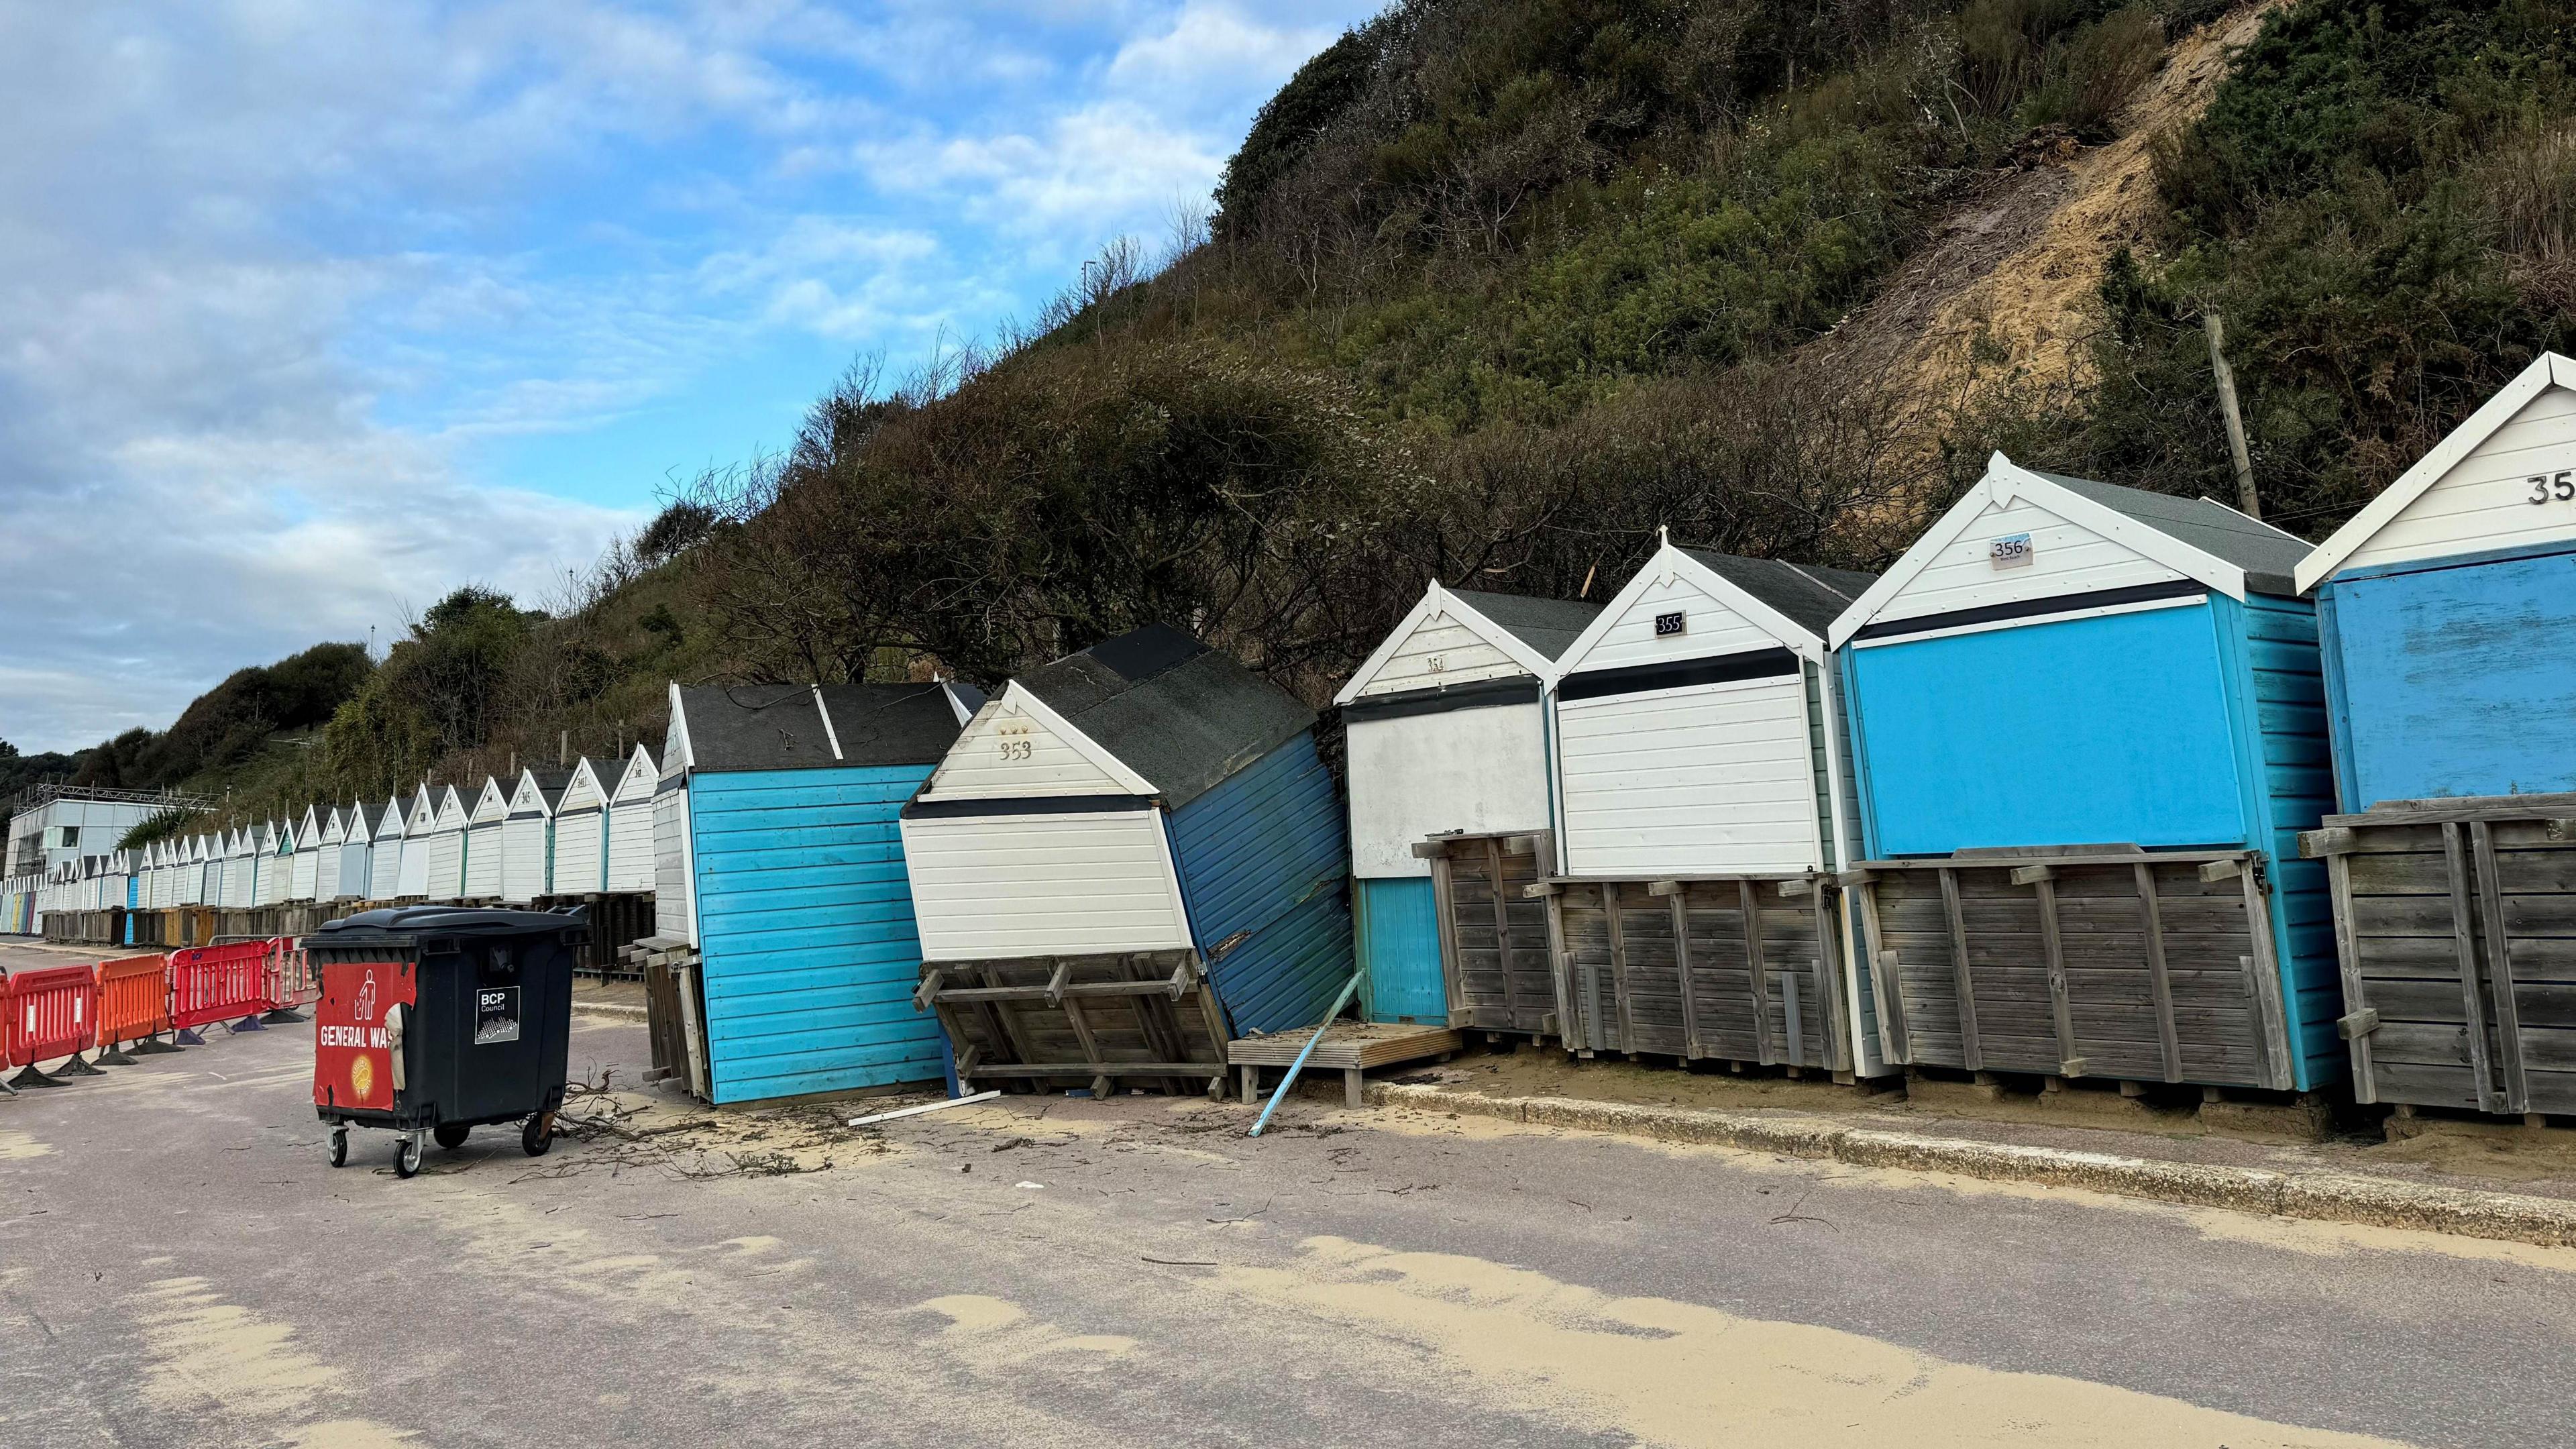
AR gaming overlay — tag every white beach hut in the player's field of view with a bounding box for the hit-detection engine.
[290,805,323,902]
[425,786,470,903]
[606,743,659,893]
[500,767,569,903]
[549,757,608,897]
[462,776,509,900]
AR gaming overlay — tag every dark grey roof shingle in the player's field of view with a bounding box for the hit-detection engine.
[1676,549,1879,639]
[1447,588,1602,663]
[814,682,975,768]
[677,682,969,772]
[2033,471,2308,595]
[1017,625,1314,810]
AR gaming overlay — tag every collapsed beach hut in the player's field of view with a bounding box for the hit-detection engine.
[1332,582,1599,1028]
[1829,452,2333,1094]
[424,786,469,903]
[291,805,324,902]
[500,768,568,903]
[904,625,1352,1095]
[1528,539,1883,1073]
[606,743,659,892]
[2292,352,2576,1117]
[463,777,509,900]
[655,681,980,1102]
[550,757,608,896]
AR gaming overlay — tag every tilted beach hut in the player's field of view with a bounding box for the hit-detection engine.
[424,786,469,904]
[501,767,570,904]
[1332,582,1599,1027]
[549,757,608,897]
[1536,539,1883,1073]
[1829,452,2333,1094]
[654,681,979,1102]
[2291,352,2576,1118]
[903,626,1352,1094]
[606,743,659,893]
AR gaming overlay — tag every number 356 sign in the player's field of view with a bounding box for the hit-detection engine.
[2529,470,2575,504]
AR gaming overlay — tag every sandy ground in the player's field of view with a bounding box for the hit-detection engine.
[6,1004,2576,1447]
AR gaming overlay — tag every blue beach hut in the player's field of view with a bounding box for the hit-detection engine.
[1828,453,2337,1093]
[902,626,1352,1093]
[658,680,980,1104]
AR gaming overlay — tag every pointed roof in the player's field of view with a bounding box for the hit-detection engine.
[558,757,606,812]
[666,681,981,773]
[615,741,659,798]
[2296,351,2576,590]
[1552,539,1877,678]
[297,804,323,847]
[509,767,572,816]
[1009,625,1315,810]
[1334,582,1601,706]
[1675,551,1878,639]
[1444,589,1603,662]
[1827,453,2304,647]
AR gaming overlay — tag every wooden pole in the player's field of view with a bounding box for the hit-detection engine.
[2204,311,2261,519]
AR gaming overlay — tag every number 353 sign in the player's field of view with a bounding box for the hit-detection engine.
[2528,470,2575,504]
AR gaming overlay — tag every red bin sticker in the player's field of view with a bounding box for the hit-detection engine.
[313,959,414,1111]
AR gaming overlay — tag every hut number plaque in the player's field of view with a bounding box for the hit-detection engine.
[1654,611,1686,637]
[1990,533,2033,568]
[2526,470,2574,504]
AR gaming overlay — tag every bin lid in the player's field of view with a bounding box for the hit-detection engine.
[312,905,588,948]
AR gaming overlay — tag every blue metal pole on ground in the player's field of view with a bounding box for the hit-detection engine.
[1248,973,1360,1138]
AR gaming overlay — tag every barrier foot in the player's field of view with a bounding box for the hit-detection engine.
[133,1033,182,1055]
[58,1053,105,1077]
[0,1075,14,1096]
[261,1007,306,1024]
[229,1014,266,1033]
[6,1064,64,1089]
[174,1027,207,1046]
[95,1042,138,1067]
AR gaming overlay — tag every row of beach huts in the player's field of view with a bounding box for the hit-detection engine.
[17,353,2576,1126]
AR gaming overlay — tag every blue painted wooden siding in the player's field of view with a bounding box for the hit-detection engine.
[1354,877,1445,1024]
[2218,593,2343,1089]
[688,765,945,1104]
[2318,546,2576,809]
[1167,731,1354,1035]
[1843,602,2247,856]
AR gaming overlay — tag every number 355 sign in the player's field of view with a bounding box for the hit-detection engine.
[2529,470,2575,504]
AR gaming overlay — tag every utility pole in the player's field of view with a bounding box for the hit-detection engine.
[2204,310,2261,520]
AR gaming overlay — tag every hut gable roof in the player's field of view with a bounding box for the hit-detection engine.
[1827,453,2300,648]
[433,786,469,830]
[322,807,346,845]
[509,767,571,816]
[1334,583,1599,704]
[1013,625,1316,810]
[2296,352,2576,590]
[615,742,659,800]
[379,796,409,840]
[557,757,606,814]
[1553,540,1876,678]
[666,682,972,774]
[297,805,323,847]
[1677,551,1878,639]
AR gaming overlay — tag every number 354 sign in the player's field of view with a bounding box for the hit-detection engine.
[2529,470,2575,504]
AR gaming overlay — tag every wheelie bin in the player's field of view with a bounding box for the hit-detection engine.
[307,905,587,1177]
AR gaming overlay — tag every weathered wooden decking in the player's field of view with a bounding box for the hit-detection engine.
[2304,794,2576,1117]
[1849,847,2293,1091]
[1545,875,1851,1072]
[1227,1021,1463,1108]
[1419,833,1558,1037]
[916,951,1230,1097]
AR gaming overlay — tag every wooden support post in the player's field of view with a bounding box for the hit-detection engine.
[2326,849,2377,1103]
[1857,880,1910,1064]
[2204,310,2262,521]
[2029,871,2078,1070]
[1938,867,1982,1073]
[1485,837,1522,1027]
[1813,890,1853,1074]
[2443,826,2504,1114]
[1430,847,1470,1029]
[1240,1063,1260,1104]
[1741,878,1776,1066]
[2236,859,2296,1092]
[1668,887,1703,1061]
[1344,1067,1364,1109]
[2472,821,2530,1115]
[1602,883,1638,1054]
[2133,863,2182,1083]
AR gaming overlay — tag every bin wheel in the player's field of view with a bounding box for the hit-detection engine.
[328,1128,348,1169]
[522,1114,554,1158]
[394,1132,424,1179]
[433,1123,470,1150]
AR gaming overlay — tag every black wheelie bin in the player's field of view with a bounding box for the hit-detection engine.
[307,905,587,1178]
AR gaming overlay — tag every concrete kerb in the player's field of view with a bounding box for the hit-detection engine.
[570,1000,648,1023]
[1364,1083,2576,1249]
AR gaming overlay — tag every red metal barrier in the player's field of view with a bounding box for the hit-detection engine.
[7,965,101,1089]
[168,942,276,1042]
[262,937,311,1024]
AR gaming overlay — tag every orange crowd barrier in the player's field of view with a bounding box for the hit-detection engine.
[94,953,178,1064]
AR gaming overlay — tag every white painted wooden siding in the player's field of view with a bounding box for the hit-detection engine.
[653,785,696,943]
[464,823,505,899]
[2346,386,2576,572]
[553,808,606,896]
[606,797,657,891]
[902,809,1192,962]
[1570,570,1777,674]
[425,830,464,903]
[500,818,549,902]
[1876,496,2183,625]
[1353,614,1526,697]
[920,697,1131,800]
[1346,702,1552,878]
[1556,676,1822,875]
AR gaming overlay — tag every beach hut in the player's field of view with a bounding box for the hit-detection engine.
[500,767,569,904]
[606,743,658,892]
[364,798,402,900]
[462,777,508,900]
[1827,451,2332,1094]
[652,741,693,942]
[397,790,437,899]
[178,837,202,906]
[291,806,323,901]
[1527,539,1883,1073]
[1332,582,1599,1028]
[653,681,979,1102]
[425,786,469,903]
[903,626,1353,1095]
[550,758,608,897]
[224,828,257,909]
[2290,352,2576,1117]
[260,820,293,906]
[334,801,372,900]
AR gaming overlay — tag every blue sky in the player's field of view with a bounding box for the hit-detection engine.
[0,1,1379,753]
